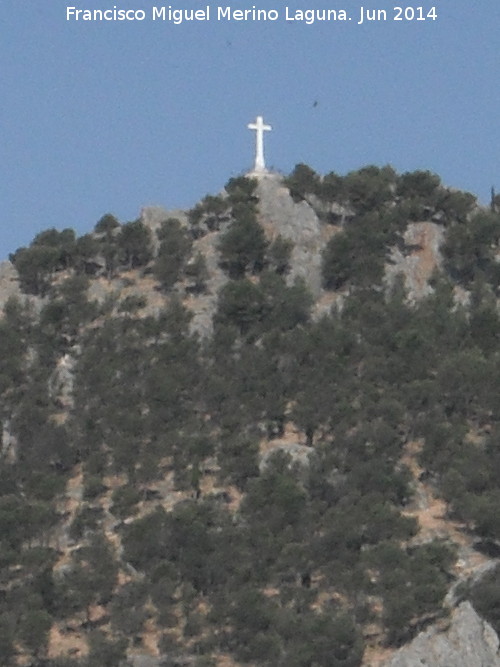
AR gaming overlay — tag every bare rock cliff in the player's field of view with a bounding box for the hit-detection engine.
[382,602,500,667]
[385,222,445,301]
[0,260,21,310]
[255,173,324,297]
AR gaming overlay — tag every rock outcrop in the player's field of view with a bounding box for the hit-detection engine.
[187,229,228,338]
[0,260,21,310]
[187,171,327,336]
[256,172,324,297]
[383,602,500,667]
[49,352,77,409]
[140,206,188,253]
[259,440,313,472]
[385,222,444,301]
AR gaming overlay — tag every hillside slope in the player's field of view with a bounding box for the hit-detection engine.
[2,166,500,666]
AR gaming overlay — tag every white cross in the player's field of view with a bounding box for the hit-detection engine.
[247,115,272,172]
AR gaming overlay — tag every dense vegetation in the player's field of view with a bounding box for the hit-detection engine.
[2,165,500,665]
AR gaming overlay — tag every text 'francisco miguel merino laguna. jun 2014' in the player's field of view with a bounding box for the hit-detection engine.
[65,5,439,25]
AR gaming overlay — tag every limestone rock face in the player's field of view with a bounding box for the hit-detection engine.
[1,419,17,464]
[140,206,187,231]
[255,173,324,297]
[49,353,77,409]
[0,260,21,310]
[188,172,326,335]
[140,206,188,253]
[385,222,445,301]
[383,602,500,667]
[187,229,229,338]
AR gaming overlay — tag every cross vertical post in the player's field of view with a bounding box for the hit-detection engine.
[247,115,272,172]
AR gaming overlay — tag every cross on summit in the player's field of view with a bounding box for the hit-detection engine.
[248,115,271,172]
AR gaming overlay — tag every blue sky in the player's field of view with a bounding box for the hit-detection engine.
[1,1,499,258]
